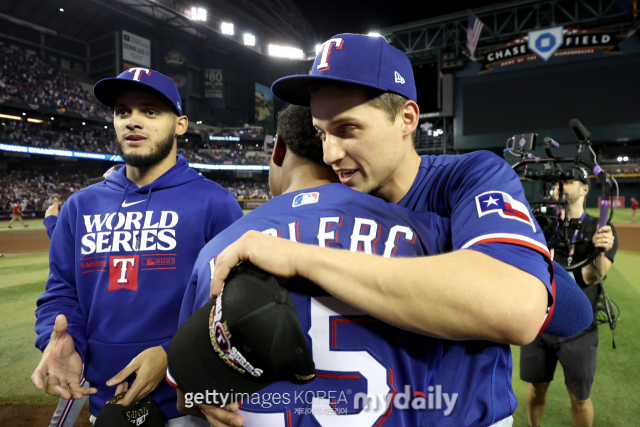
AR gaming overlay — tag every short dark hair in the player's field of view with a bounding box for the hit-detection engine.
[276,105,326,166]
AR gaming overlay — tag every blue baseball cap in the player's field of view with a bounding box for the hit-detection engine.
[94,68,183,116]
[271,34,416,106]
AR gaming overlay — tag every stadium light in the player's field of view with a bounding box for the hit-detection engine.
[244,33,256,46]
[190,7,206,21]
[315,44,323,54]
[368,32,381,37]
[22,112,26,116]
[186,138,189,141]
[59,8,64,12]
[0,113,22,121]
[51,117,54,120]
[623,156,629,161]
[268,44,304,59]
[27,118,43,123]
[221,22,234,35]
[104,126,108,129]
[617,157,623,161]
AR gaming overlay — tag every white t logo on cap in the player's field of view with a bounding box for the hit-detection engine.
[317,38,344,71]
[129,67,152,81]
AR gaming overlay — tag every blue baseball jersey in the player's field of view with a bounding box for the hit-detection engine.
[397,151,555,427]
[170,183,454,427]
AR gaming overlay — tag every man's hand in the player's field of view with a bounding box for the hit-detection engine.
[31,314,97,400]
[107,346,168,406]
[45,197,62,218]
[210,231,303,298]
[593,225,614,252]
[197,402,243,427]
[177,389,243,426]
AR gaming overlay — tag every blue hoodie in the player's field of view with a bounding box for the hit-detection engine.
[35,155,243,418]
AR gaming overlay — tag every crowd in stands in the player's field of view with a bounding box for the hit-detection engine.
[0,42,110,119]
[203,149,270,165]
[0,166,92,212]
[217,180,271,200]
[1,163,272,212]
[0,120,271,166]
[0,121,117,154]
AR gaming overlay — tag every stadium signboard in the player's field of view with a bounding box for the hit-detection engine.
[122,31,151,68]
[477,28,625,74]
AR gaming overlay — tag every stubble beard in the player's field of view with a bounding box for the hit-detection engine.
[117,124,176,169]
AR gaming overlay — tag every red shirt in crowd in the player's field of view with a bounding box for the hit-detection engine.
[13,204,21,216]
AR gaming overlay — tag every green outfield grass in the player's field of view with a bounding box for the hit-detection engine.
[1,251,639,425]
[586,207,636,225]
[0,219,47,232]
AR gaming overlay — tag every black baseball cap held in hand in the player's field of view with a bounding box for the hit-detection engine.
[167,262,315,399]
[94,392,166,427]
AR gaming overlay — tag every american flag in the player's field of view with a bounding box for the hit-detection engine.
[467,10,484,58]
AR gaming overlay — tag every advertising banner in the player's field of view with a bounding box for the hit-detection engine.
[163,43,188,98]
[122,31,151,67]
[477,28,625,74]
[204,59,225,109]
[255,83,274,135]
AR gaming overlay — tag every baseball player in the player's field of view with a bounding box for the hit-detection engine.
[168,104,453,426]
[209,34,556,427]
[31,68,242,426]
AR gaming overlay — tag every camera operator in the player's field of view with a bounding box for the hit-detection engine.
[520,167,618,427]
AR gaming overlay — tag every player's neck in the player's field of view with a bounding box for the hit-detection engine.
[126,149,177,188]
[281,163,338,195]
[566,201,585,220]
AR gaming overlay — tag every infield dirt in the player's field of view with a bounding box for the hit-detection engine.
[0,404,92,427]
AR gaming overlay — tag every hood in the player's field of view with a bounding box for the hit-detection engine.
[104,155,202,194]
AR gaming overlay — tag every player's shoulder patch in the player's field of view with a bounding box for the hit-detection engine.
[475,190,536,232]
[292,192,319,208]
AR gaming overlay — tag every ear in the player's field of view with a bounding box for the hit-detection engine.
[273,134,287,167]
[400,100,420,138]
[174,115,189,136]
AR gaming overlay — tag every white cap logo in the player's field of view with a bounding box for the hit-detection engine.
[128,67,151,81]
[395,71,405,84]
[316,38,344,72]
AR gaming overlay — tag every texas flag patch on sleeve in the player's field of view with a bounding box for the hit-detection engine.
[292,192,320,207]
[475,191,536,232]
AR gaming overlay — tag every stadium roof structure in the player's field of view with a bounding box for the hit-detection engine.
[0,0,316,55]
[379,0,637,64]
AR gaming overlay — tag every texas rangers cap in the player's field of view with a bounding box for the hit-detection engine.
[167,262,315,399]
[94,68,183,116]
[94,392,166,427]
[271,33,416,106]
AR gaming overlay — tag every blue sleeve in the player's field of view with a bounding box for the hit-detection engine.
[440,151,553,296]
[34,204,88,361]
[543,261,593,337]
[178,264,201,328]
[43,216,57,240]
[207,193,243,241]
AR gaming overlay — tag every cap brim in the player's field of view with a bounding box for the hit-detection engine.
[93,79,180,115]
[168,300,270,399]
[271,74,391,106]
